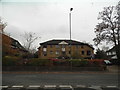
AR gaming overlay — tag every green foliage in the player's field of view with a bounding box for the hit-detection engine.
[69,59,88,67]
[27,59,50,66]
[2,56,104,67]
[95,49,108,59]
[2,56,19,66]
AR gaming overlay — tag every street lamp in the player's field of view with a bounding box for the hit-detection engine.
[69,8,73,70]
[69,8,73,59]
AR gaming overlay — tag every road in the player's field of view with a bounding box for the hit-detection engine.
[2,72,119,86]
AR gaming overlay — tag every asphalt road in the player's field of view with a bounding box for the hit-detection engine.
[2,72,119,86]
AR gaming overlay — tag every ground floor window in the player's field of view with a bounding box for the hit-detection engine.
[43,51,47,56]
[87,50,91,56]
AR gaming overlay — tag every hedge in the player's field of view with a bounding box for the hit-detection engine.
[2,57,105,67]
[26,59,51,66]
[2,56,20,66]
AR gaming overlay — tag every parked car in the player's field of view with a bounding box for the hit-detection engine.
[103,60,112,65]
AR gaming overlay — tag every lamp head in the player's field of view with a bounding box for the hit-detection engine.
[70,8,73,11]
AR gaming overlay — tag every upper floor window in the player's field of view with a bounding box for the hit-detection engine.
[112,51,116,55]
[81,51,84,55]
[62,48,65,51]
[76,45,79,48]
[50,45,53,48]
[43,48,47,51]
[15,42,18,45]
[62,45,65,48]
[69,45,71,47]
[56,45,59,48]
[43,45,47,48]
[43,51,47,56]
[81,46,84,48]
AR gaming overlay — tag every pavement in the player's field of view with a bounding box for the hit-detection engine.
[106,65,119,73]
[1,65,120,90]
[2,65,119,74]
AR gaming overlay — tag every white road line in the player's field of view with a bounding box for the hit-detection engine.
[0,86,9,88]
[28,85,41,87]
[76,85,86,88]
[12,85,24,88]
[44,85,56,88]
[59,85,72,88]
[106,86,117,88]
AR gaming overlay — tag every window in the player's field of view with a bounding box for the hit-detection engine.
[50,51,53,54]
[43,51,47,56]
[76,45,79,48]
[112,52,116,55]
[87,51,91,56]
[43,45,47,48]
[15,42,18,45]
[81,51,84,55]
[69,45,71,47]
[50,45,53,48]
[43,48,47,51]
[81,46,84,48]
[62,48,65,51]
[69,51,71,54]
[56,51,59,55]
[62,45,65,48]
[62,51,66,55]
[56,45,59,48]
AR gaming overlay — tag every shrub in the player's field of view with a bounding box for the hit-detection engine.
[87,59,104,67]
[26,59,51,66]
[2,56,20,66]
[69,59,88,67]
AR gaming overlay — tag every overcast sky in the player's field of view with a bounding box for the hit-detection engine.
[0,0,119,50]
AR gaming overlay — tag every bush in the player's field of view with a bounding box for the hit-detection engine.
[87,59,104,67]
[69,59,88,67]
[26,59,51,66]
[2,56,20,66]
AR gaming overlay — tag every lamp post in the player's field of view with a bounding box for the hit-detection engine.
[69,8,73,70]
[69,8,73,59]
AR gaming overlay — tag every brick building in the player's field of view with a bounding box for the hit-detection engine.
[2,33,28,57]
[38,39,94,59]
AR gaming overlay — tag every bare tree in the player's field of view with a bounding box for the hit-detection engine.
[93,2,120,60]
[0,17,7,33]
[22,32,40,53]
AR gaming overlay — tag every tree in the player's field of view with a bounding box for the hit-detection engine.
[22,32,40,53]
[0,18,7,58]
[95,49,108,59]
[93,2,120,60]
[0,17,7,33]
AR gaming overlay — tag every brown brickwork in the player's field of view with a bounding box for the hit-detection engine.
[38,40,94,59]
[2,34,28,56]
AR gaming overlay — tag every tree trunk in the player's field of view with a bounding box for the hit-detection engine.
[116,28,120,61]
[115,45,120,61]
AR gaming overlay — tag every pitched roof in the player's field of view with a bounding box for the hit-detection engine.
[40,39,94,49]
[2,33,28,52]
[106,45,118,52]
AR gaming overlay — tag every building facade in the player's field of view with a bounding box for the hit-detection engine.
[2,33,28,57]
[38,39,94,59]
